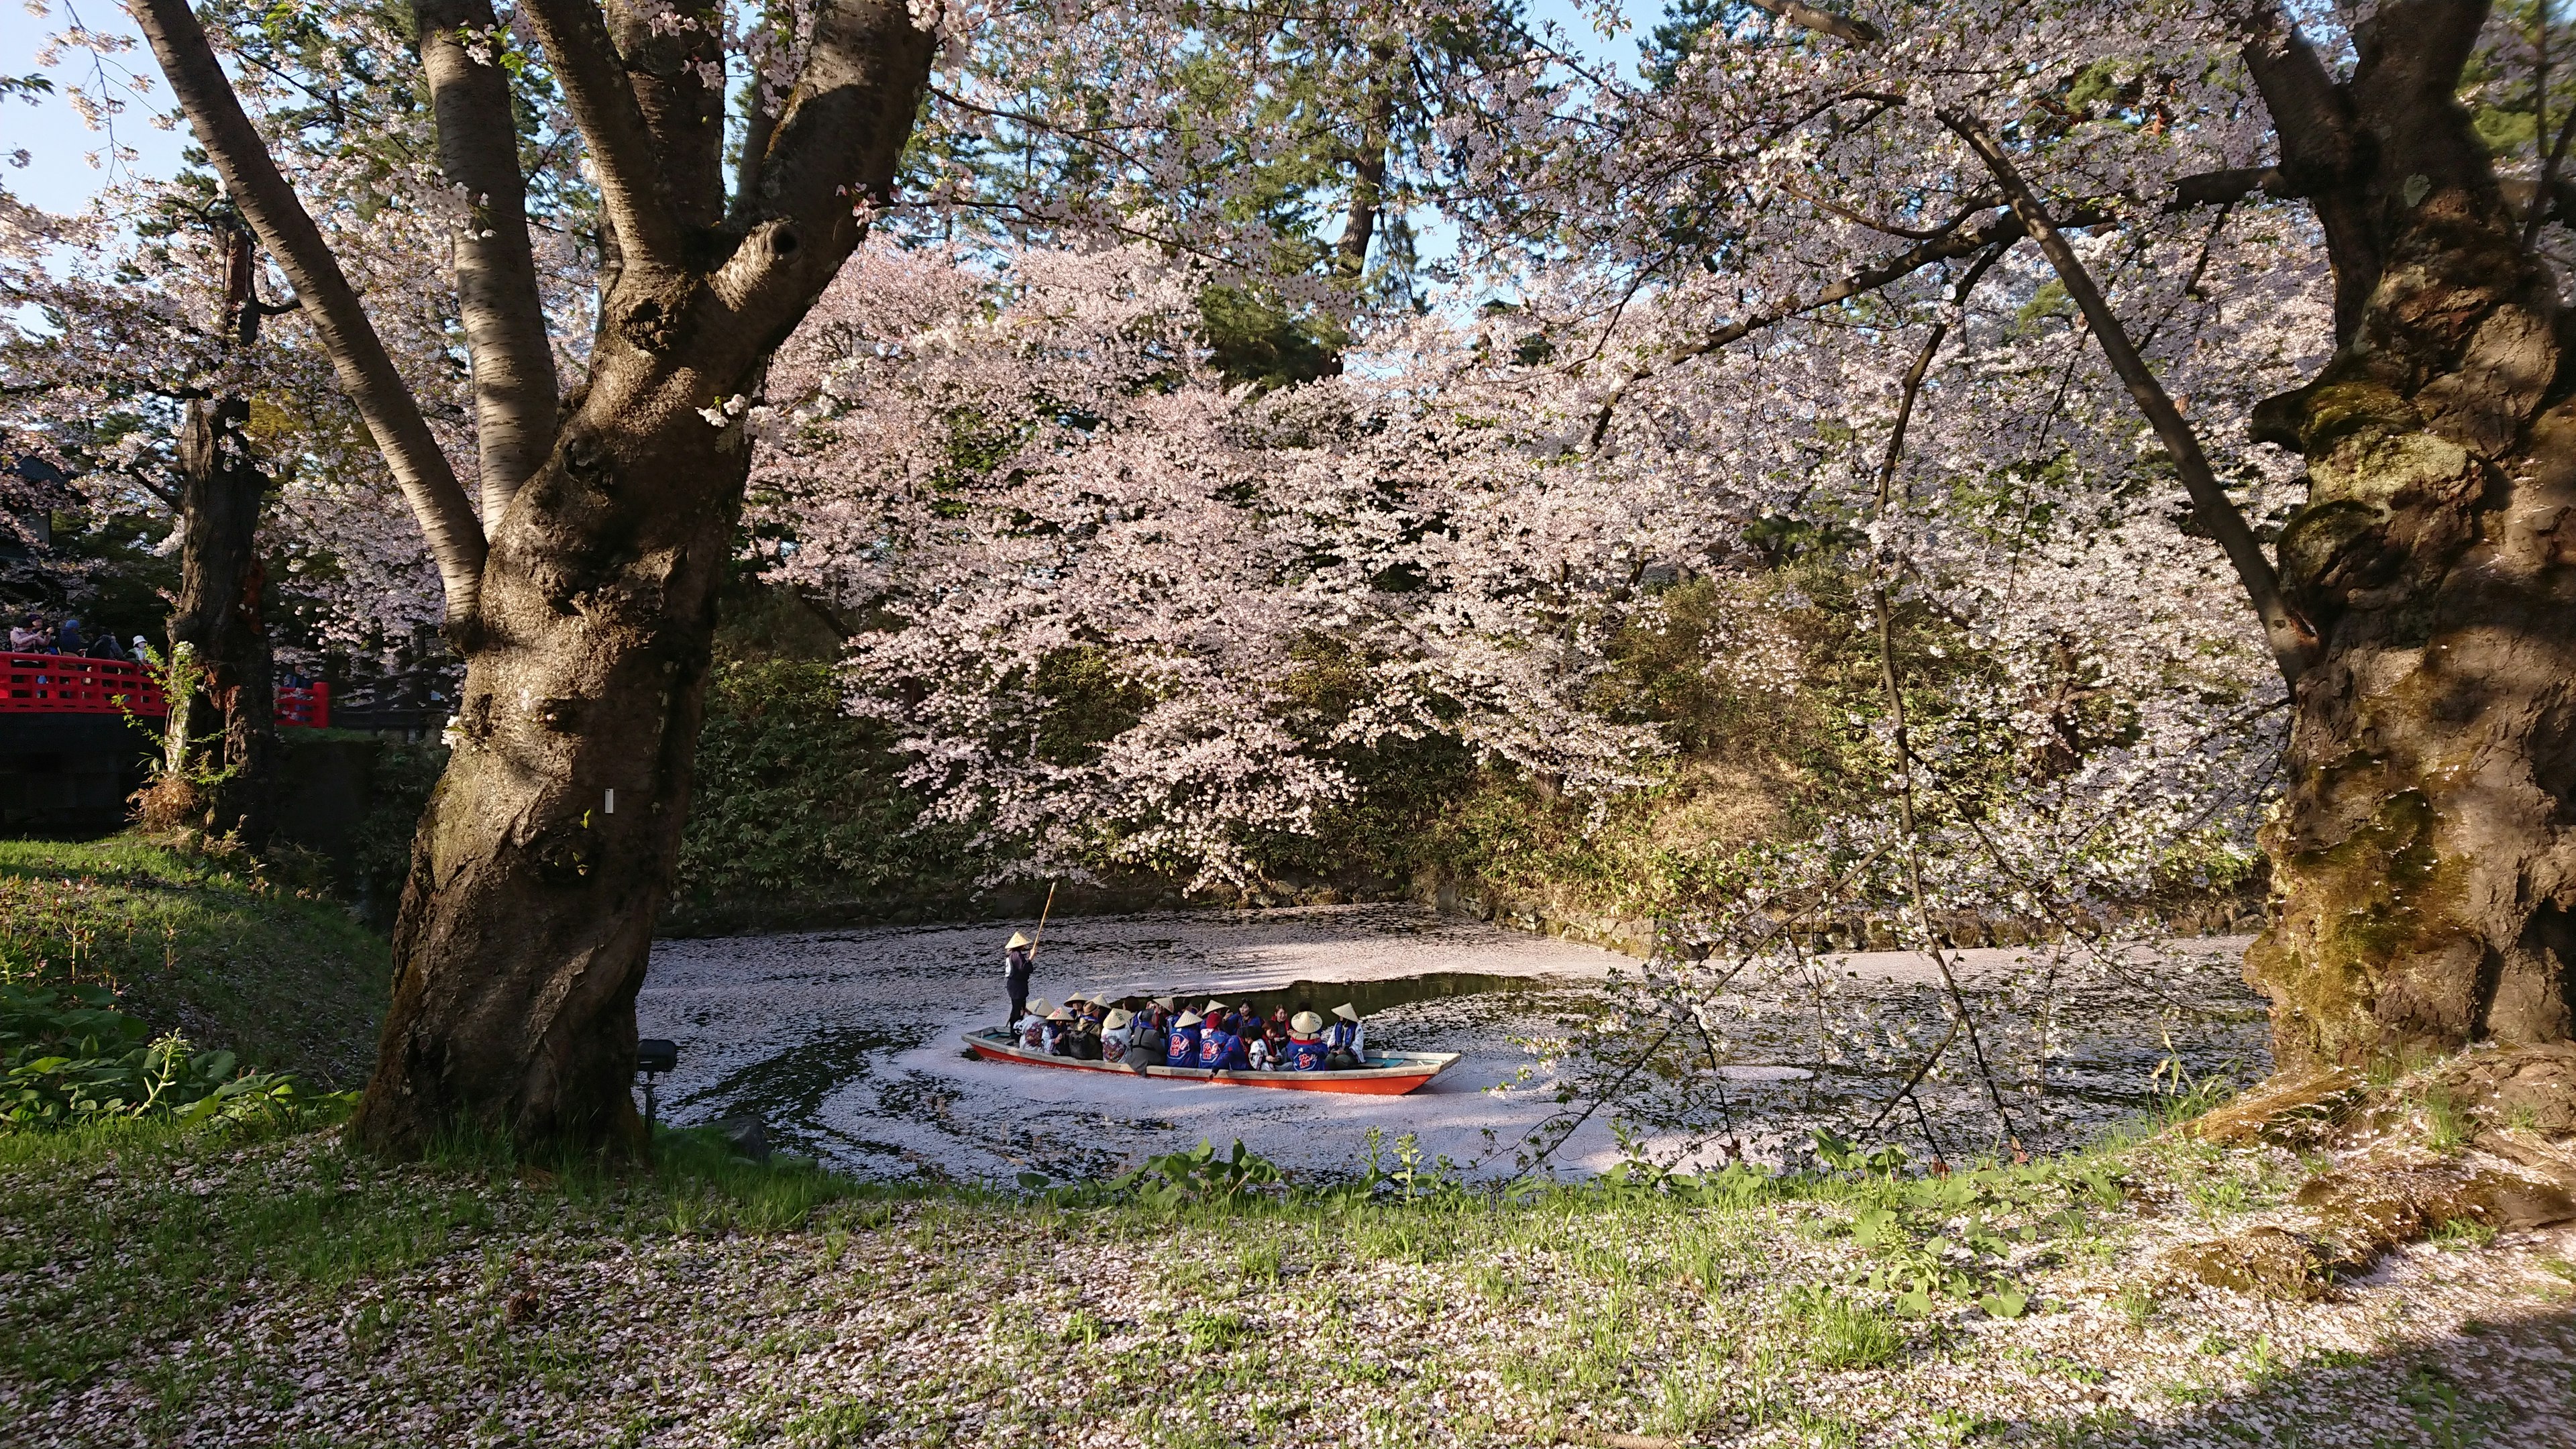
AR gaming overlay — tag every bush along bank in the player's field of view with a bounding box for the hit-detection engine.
[0,1077,2569,1447]
[657,578,2267,943]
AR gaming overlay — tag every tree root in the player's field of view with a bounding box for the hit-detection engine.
[2163,1044,2576,1297]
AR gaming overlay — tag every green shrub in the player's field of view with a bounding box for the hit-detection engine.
[669,658,977,922]
[345,738,448,912]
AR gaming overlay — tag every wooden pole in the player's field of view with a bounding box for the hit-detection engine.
[1031,880,1057,958]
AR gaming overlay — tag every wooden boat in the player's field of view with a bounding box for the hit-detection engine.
[962,1030,1459,1095]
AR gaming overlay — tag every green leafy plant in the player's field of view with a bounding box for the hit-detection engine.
[1073,1138,1285,1210]
[0,983,317,1130]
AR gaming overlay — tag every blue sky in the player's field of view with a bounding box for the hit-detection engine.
[2,3,189,214]
[4,0,1664,217]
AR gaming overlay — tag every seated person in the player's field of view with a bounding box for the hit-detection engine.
[1324,1004,1366,1069]
[1042,1006,1075,1056]
[1258,1013,1289,1067]
[1165,1010,1203,1068]
[1285,1012,1330,1071]
[1196,1013,1248,1072]
[1115,1010,1159,1069]
[1015,999,1054,1051]
[1246,1032,1277,1071]
[1067,1011,1103,1061]
[1100,1008,1134,1062]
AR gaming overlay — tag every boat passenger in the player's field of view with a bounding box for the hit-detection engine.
[1166,1010,1203,1067]
[1324,1003,1366,1069]
[1246,1032,1277,1071]
[1067,1008,1104,1061]
[1197,1014,1248,1072]
[1114,1010,1159,1069]
[1260,1012,1290,1064]
[1285,1012,1330,1071]
[1101,1008,1134,1061]
[1016,999,1054,1051]
[1042,1006,1075,1056]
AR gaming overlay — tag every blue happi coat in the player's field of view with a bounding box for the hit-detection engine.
[1197,1028,1247,1071]
[1165,1023,1201,1067]
[1285,1036,1329,1071]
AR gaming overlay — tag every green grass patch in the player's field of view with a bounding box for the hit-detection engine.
[0,836,388,1084]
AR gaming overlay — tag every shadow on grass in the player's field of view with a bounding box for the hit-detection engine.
[0,1104,947,1387]
[1999,1294,2576,1448]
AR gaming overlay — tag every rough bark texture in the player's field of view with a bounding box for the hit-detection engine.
[417,0,560,529]
[166,222,276,845]
[2242,0,2576,1070]
[348,0,935,1157]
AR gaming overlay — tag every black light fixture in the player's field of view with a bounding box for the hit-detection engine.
[636,1038,679,1130]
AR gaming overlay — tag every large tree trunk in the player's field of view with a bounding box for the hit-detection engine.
[339,0,934,1157]
[166,221,276,845]
[2242,2,2576,1071]
[349,355,745,1155]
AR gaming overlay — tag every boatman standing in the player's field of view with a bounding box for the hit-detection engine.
[1004,931,1036,1031]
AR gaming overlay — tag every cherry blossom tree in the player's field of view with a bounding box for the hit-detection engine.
[1447,0,2576,1125]
[749,240,1719,889]
[52,0,946,1157]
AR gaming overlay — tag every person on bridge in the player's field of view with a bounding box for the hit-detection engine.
[9,615,42,653]
[1004,931,1036,1032]
[54,616,82,655]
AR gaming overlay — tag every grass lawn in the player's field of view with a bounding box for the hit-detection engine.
[0,1107,2567,1448]
[0,836,390,1085]
[0,835,2567,1446]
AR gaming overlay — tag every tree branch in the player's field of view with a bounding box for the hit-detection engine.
[2165,166,2286,210]
[515,0,684,270]
[1741,0,1882,47]
[132,0,488,620]
[416,0,560,535]
[1586,204,2084,447]
[706,0,935,348]
[1943,108,2319,688]
[731,87,781,228]
[602,0,728,229]
[2236,2,2380,341]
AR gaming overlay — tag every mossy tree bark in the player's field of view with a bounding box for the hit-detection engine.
[2240,1,2576,1070]
[136,0,935,1155]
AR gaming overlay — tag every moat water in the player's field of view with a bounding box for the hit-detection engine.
[637,904,2269,1183]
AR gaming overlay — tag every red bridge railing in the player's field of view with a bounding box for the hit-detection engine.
[0,653,329,728]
